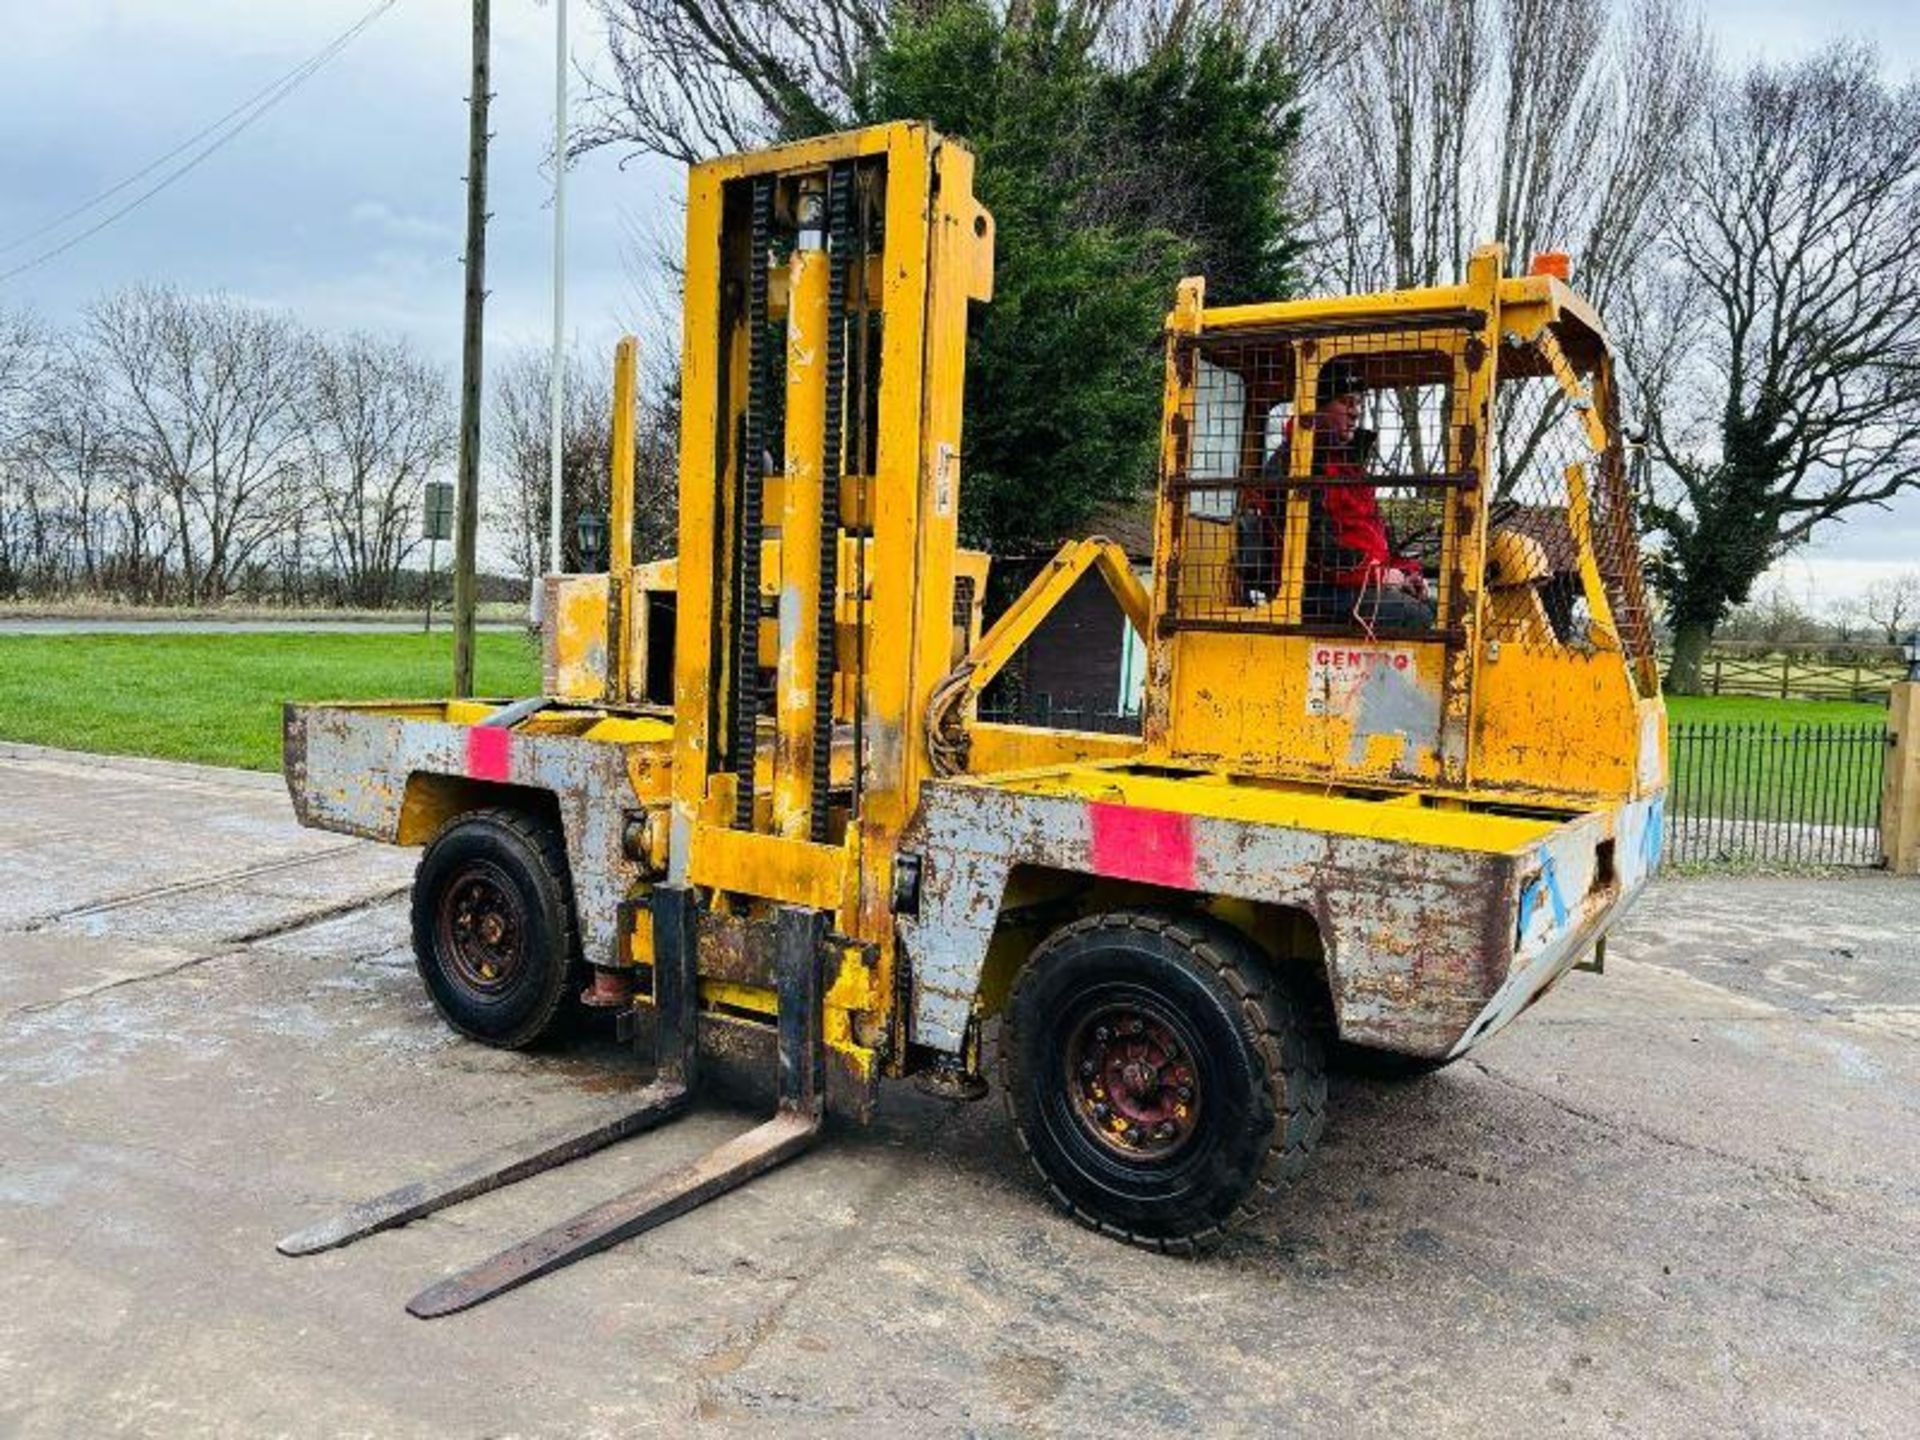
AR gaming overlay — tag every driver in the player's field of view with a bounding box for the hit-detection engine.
[1248,357,1434,633]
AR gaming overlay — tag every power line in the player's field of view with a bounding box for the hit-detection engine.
[0,0,400,286]
[0,0,398,260]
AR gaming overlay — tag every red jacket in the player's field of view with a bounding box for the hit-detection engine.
[1251,420,1413,589]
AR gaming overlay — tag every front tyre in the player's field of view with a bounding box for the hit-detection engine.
[1002,910,1326,1253]
[410,807,579,1049]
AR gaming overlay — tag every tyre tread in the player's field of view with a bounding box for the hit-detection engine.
[411,805,579,1049]
[1001,908,1327,1254]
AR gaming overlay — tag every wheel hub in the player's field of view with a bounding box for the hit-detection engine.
[439,864,526,996]
[1066,1005,1199,1159]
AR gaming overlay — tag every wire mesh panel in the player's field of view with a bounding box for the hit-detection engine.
[1166,322,1475,641]
[1490,335,1655,669]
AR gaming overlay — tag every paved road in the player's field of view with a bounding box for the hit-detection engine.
[0,618,519,634]
[1,742,1915,1437]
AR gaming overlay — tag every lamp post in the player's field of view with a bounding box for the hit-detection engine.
[576,507,607,575]
[1903,630,1920,683]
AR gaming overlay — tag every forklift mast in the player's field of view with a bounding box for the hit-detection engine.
[670,124,993,976]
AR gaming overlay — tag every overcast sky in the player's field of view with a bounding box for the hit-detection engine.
[0,0,1914,604]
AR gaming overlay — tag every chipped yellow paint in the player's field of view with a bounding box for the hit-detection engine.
[290,128,1661,1113]
[541,574,612,702]
[672,120,993,1047]
[774,228,829,838]
[988,765,1562,853]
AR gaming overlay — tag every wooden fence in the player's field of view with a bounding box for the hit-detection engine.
[1665,643,1907,704]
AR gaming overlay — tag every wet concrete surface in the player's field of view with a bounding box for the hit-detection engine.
[1,741,1915,1437]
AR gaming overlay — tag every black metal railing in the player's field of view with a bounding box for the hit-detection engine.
[1668,722,1889,868]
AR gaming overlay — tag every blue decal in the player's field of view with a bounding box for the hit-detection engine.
[1517,845,1568,946]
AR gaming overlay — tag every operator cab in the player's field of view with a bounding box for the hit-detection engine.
[1146,246,1662,807]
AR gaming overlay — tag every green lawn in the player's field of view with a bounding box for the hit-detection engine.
[0,631,541,772]
[1663,694,1886,727]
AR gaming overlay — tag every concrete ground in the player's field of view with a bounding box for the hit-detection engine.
[1,742,1915,1438]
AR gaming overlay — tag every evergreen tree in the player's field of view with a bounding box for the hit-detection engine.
[856,1,1300,551]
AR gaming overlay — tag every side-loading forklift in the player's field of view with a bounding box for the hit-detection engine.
[278,122,1665,1315]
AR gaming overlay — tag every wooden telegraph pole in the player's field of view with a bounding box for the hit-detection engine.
[451,0,491,697]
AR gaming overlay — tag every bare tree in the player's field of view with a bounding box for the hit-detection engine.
[487,346,615,583]
[84,287,310,603]
[1640,46,1920,690]
[1715,579,1825,647]
[487,342,678,584]
[20,340,120,594]
[1862,572,1920,646]
[1297,0,1707,313]
[581,0,1312,162]
[0,309,50,596]
[305,332,456,608]
[583,0,881,164]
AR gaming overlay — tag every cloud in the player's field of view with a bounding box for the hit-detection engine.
[347,200,455,246]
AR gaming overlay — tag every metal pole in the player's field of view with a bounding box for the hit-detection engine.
[547,0,568,581]
[424,536,436,634]
[452,0,490,698]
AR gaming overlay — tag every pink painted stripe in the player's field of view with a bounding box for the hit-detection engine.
[466,725,511,782]
[1087,803,1195,890]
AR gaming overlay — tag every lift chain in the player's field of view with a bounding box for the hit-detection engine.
[811,163,856,841]
[732,175,774,829]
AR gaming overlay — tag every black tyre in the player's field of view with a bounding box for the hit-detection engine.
[1331,1040,1455,1080]
[1002,910,1326,1253]
[410,807,579,1049]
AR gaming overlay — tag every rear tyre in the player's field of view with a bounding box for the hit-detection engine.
[1002,910,1326,1253]
[410,807,579,1049]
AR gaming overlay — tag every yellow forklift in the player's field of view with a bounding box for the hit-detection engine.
[278,123,1665,1315]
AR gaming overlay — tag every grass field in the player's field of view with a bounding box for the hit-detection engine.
[1664,694,1885,727]
[0,632,541,771]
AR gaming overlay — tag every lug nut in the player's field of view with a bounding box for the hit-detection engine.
[1079,1060,1096,1079]
[1094,1026,1110,1043]
[1092,1102,1110,1121]
[1154,1122,1176,1141]
[1124,1125,1142,1144]
[1177,1085,1193,1103]
[1128,1019,1144,1035]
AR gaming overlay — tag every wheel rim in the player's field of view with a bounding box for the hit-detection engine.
[435,860,528,997]
[1063,1000,1203,1161]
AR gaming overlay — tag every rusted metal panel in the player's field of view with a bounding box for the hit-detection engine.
[896,778,1663,1060]
[696,910,779,987]
[283,701,659,970]
[543,574,613,700]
